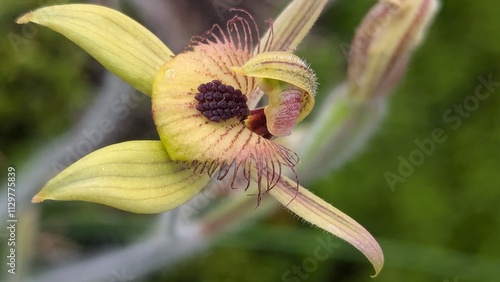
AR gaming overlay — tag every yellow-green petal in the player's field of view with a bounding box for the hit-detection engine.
[270,176,384,277]
[16,4,174,96]
[233,51,316,136]
[32,141,211,214]
[259,0,328,52]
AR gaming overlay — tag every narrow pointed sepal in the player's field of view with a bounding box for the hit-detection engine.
[269,176,384,277]
[32,141,211,214]
[260,0,328,52]
[16,4,174,96]
[233,51,316,136]
[348,0,440,101]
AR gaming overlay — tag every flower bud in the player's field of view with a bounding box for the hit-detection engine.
[348,0,440,102]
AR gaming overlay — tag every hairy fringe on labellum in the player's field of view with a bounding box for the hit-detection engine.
[170,9,299,205]
[188,140,299,205]
[187,8,275,56]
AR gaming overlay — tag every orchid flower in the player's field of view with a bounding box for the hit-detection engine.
[13,0,443,276]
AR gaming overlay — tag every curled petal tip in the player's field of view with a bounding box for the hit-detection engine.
[270,177,384,277]
[31,193,45,203]
[16,12,33,24]
[265,86,304,137]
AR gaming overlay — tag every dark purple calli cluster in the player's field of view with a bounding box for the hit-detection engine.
[195,80,250,122]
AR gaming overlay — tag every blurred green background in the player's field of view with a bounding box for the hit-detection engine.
[1,0,500,281]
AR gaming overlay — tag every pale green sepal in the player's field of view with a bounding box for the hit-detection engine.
[17,4,174,96]
[269,176,384,277]
[259,0,328,52]
[32,141,211,214]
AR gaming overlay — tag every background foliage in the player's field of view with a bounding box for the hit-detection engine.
[1,0,499,281]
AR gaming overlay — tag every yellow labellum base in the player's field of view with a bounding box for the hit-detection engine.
[151,32,300,191]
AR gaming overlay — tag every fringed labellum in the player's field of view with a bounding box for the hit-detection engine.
[152,11,316,203]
